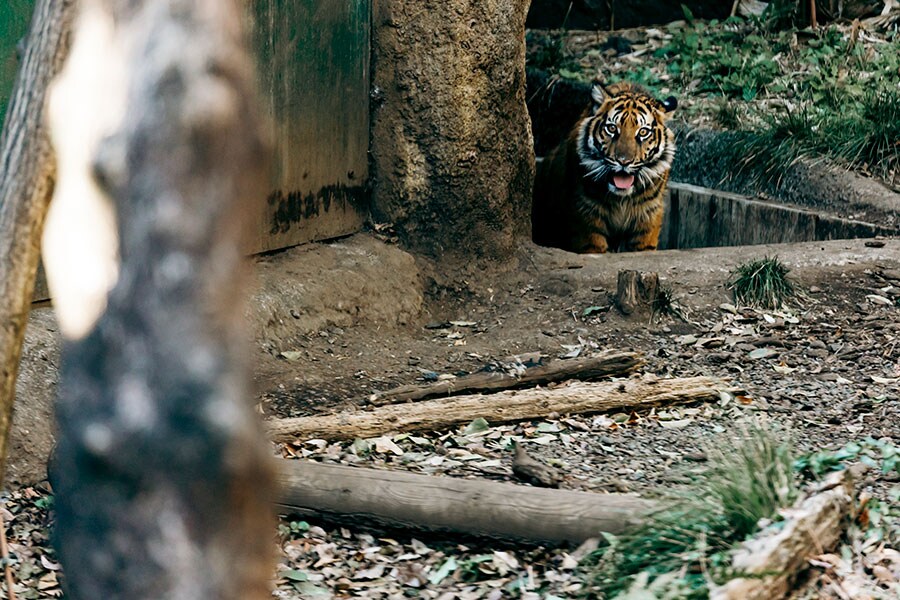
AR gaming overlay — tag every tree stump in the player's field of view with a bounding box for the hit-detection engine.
[615,270,660,316]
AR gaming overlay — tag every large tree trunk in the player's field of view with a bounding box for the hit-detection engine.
[45,1,276,598]
[0,0,75,482]
[369,0,534,261]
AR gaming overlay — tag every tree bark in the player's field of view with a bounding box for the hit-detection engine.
[46,1,276,599]
[269,376,726,442]
[0,0,76,483]
[276,459,654,544]
[369,350,642,406]
[370,0,534,261]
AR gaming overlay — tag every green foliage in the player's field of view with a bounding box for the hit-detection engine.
[728,256,797,310]
[796,438,900,479]
[580,424,797,599]
[735,87,900,184]
[667,19,900,181]
[526,30,567,73]
[761,0,801,30]
[713,98,741,130]
[661,18,791,101]
[607,67,664,95]
[0,0,34,129]
[277,519,310,539]
[795,438,900,546]
[34,494,54,510]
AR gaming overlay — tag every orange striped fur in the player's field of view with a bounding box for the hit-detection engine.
[533,82,677,253]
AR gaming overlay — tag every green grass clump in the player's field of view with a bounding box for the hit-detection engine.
[652,285,687,322]
[728,256,797,309]
[735,88,900,185]
[660,19,900,182]
[580,424,797,599]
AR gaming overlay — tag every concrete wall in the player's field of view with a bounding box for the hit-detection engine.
[661,183,898,250]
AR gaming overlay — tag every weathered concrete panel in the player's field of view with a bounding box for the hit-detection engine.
[662,183,896,250]
[248,0,370,253]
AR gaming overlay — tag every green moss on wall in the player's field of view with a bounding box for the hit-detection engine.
[1,0,35,129]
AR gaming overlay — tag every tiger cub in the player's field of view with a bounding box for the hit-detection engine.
[532,81,677,254]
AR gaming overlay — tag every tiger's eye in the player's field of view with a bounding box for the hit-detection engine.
[604,123,618,136]
[637,127,651,139]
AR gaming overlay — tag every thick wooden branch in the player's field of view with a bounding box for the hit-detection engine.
[370,350,642,406]
[268,376,726,442]
[712,466,862,600]
[276,459,654,544]
[0,0,76,482]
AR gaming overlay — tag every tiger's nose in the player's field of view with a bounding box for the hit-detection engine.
[617,156,632,165]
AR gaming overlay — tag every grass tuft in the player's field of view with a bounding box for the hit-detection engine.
[652,285,687,322]
[580,423,797,599]
[728,256,798,309]
[733,88,900,186]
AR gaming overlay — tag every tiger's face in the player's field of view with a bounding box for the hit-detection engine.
[576,82,677,197]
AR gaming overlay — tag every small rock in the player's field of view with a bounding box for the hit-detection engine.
[866,294,892,306]
[705,352,733,364]
[748,348,779,360]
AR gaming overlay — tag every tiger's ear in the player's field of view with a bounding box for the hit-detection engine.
[661,96,678,113]
[591,83,610,107]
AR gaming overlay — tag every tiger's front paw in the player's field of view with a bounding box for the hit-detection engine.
[580,233,609,254]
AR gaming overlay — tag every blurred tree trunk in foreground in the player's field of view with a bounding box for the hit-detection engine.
[44,1,276,598]
[0,0,74,483]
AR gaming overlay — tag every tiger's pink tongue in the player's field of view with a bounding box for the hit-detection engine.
[613,173,635,190]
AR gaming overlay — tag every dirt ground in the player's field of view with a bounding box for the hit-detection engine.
[5,234,900,598]
[249,234,900,597]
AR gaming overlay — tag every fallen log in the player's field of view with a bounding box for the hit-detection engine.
[712,466,863,600]
[268,375,725,442]
[369,350,642,406]
[276,459,654,543]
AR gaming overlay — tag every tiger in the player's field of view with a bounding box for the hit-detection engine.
[532,81,678,254]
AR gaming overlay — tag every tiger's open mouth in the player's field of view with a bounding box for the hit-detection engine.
[610,171,635,192]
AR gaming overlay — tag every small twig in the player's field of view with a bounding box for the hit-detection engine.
[810,0,818,27]
[562,1,574,29]
[0,508,17,600]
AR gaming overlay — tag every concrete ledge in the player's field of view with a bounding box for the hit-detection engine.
[662,183,897,250]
